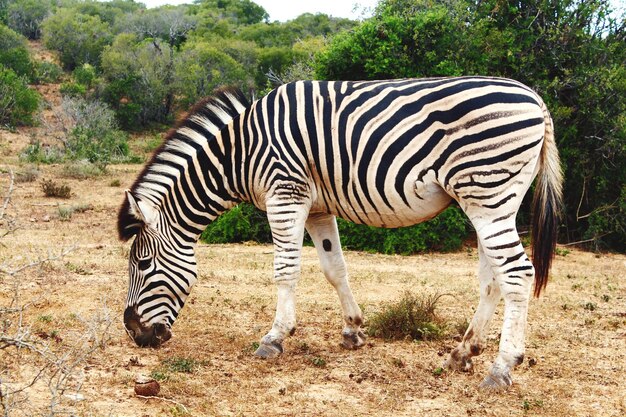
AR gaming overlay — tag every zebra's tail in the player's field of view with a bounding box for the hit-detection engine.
[531,100,563,297]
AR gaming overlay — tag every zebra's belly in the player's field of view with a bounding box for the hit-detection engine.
[315,179,453,228]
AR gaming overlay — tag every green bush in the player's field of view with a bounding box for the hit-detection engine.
[35,61,62,83]
[20,140,63,163]
[0,65,39,126]
[201,203,273,244]
[175,40,248,107]
[72,63,96,89]
[41,8,112,70]
[100,34,175,126]
[7,0,53,39]
[0,25,35,80]
[59,82,86,97]
[337,206,469,254]
[201,203,469,254]
[61,97,130,167]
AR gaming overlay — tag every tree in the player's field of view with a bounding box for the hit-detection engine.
[0,24,36,80]
[195,0,268,25]
[100,34,176,127]
[0,64,39,126]
[175,40,248,106]
[41,8,113,70]
[7,0,53,39]
[115,6,198,48]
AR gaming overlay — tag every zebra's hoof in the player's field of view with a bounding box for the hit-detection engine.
[479,371,512,390]
[341,330,367,350]
[443,348,474,373]
[254,341,283,359]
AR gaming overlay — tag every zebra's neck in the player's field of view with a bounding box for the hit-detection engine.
[123,89,250,242]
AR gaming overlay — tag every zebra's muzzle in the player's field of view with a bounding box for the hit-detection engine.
[124,306,172,348]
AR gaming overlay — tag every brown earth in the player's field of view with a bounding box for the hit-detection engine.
[1,50,625,416]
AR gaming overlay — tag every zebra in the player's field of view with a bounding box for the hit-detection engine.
[118,77,562,389]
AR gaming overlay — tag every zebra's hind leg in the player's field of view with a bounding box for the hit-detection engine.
[473,219,534,389]
[254,193,310,359]
[305,213,365,350]
[445,242,501,373]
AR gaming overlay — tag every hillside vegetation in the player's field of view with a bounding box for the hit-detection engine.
[1,0,624,252]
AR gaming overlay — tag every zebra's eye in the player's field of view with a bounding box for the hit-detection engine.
[138,258,151,271]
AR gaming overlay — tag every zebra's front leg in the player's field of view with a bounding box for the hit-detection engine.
[255,194,310,359]
[305,213,365,350]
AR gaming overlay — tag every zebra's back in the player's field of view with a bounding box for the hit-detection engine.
[246,77,546,228]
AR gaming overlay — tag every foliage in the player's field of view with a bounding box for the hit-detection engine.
[201,202,273,244]
[35,60,62,83]
[100,34,175,127]
[0,64,39,126]
[0,24,36,80]
[20,140,64,163]
[316,0,626,252]
[201,202,469,254]
[71,0,144,25]
[367,291,446,341]
[175,40,248,107]
[72,63,96,89]
[115,6,197,48]
[337,206,470,254]
[194,0,268,26]
[41,8,113,70]
[7,0,53,39]
[59,82,86,97]
[60,97,130,167]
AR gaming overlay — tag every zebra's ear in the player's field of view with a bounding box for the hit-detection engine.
[125,190,158,229]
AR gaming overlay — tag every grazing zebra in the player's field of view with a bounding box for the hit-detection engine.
[118,77,562,389]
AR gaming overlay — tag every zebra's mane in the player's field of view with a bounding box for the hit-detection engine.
[117,87,250,241]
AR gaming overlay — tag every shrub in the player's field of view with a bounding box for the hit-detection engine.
[41,8,113,70]
[62,160,105,179]
[175,40,248,107]
[14,164,40,183]
[337,206,470,254]
[0,25,35,80]
[367,292,447,341]
[72,63,96,89]
[35,61,62,83]
[59,82,86,97]
[7,0,53,39]
[0,45,35,80]
[41,179,71,199]
[200,203,469,255]
[60,97,131,167]
[201,202,273,244]
[100,34,175,126]
[0,65,39,126]
[20,140,63,163]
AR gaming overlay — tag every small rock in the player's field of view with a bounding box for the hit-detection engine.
[134,375,160,397]
[528,358,538,367]
[42,215,50,222]
[64,393,85,401]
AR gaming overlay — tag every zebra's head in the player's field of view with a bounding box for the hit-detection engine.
[120,191,198,347]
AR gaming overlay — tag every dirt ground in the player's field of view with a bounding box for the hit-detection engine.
[1,55,625,416]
